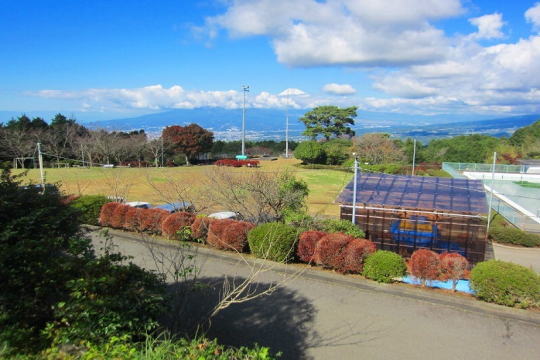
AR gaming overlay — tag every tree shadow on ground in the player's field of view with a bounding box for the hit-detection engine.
[163,276,318,360]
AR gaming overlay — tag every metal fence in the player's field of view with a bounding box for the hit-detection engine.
[443,162,540,233]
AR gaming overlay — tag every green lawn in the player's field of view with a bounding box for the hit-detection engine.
[15,158,351,217]
[513,181,540,189]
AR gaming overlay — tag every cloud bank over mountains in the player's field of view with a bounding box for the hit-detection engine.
[34,1,540,116]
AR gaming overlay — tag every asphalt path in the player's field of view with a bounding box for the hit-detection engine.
[493,242,540,273]
[89,229,540,360]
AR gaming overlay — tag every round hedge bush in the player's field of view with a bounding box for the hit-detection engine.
[71,195,110,225]
[248,222,299,263]
[363,251,407,283]
[470,260,540,308]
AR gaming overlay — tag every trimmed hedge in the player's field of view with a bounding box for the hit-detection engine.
[123,207,144,231]
[109,204,131,229]
[162,212,196,240]
[207,219,255,252]
[342,239,376,273]
[470,260,540,308]
[99,202,122,227]
[314,233,352,271]
[248,222,299,263]
[138,208,169,234]
[439,252,469,291]
[489,225,540,247]
[297,230,327,263]
[320,219,365,238]
[408,249,440,286]
[363,251,407,283]
[191,216,214,241]
[70,195,110,226]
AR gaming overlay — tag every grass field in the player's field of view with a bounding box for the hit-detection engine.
[15,158,352,217]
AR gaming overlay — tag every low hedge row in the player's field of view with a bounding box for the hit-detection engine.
[71,195,110,226]
[297,231,376,273]
[97,204,540,309]
[214,159,260,167]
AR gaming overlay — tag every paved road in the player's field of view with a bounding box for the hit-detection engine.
[493,242,540,273]
[90,229,540,360]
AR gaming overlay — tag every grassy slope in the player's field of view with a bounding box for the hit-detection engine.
[15,158,351,217]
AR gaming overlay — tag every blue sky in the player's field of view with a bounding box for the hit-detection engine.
[1,0,540,121]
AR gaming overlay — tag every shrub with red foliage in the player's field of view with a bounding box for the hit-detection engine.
[214,159,260,168]
[439,252,469,291]
[123,207,145,231]
[109,204,131,229]
[138,208,169,234]
[314,233,353,271]
[342,238,377,273]
[99,202,121,227]
[297,231,327,263]
[191,216,215,241]
[162,211,196,239]
[408,249,441,286]
[207,219,255,252]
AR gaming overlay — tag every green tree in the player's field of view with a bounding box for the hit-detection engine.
[423,134,499,163]
[294,141,326,164]
[300,106,357,140]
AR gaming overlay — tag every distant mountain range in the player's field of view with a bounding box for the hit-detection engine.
[83,108,539,142]
[2,108,538,142]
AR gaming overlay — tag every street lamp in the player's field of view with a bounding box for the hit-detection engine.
[241,85,250,156]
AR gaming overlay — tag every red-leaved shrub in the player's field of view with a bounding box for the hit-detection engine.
[109,204,131,229]
[342,238,377,273]
[207,219,254,252]
[214,159,260,168]
[123,207,144,231]
[99,202,121,227]
[297,231,327,263]
[191,217,215,241]
[60,194,80,205]
[439,252,469,291]
[138,208,169,234]
[162,212,196,239]
[314,233,353,272]
[408,249,441,286]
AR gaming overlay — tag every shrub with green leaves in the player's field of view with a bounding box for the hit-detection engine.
[489,223,540,247]
[323,140,350,165]
[70,195,110,226]
[321,219,365,238]
[293,141,326,164]
[363,251,407,283]
[470,260,540,308]
[248,222,299,263]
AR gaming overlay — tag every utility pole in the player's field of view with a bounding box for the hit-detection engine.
[37,142,45,192]
[241,85,249,156]
[411,138,417,176]
[285,89,289,158]
[486,152,497,236]
[352,153,359,225]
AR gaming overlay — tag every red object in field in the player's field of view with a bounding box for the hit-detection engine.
[408,249,441,285]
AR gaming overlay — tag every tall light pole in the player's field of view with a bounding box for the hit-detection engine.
[241,85,249,156]
[285,89,289,158]
[352,153,359,225]
[411,138,417,176]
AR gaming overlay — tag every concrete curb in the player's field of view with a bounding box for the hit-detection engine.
[86,226,540,327]
[492,242,540,251]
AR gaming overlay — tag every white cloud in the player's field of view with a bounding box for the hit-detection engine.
[204,0,463,67]
[32,84,324,111]
[469,13,504,39]
[322,83,357,95]
[526,3,540,31]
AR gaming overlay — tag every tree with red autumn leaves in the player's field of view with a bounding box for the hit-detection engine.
[162,124,213,165]
[439,252,469,292]
[408,249,440,287]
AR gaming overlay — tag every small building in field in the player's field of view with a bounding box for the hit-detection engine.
[337,173,488,263]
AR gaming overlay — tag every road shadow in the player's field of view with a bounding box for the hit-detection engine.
[164,276,318,360]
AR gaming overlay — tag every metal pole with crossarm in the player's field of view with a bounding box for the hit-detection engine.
[241,85,249,156]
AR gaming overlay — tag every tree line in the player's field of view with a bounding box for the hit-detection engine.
[0,114,296,168]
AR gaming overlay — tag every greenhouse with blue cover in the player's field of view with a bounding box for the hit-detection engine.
[337,173,488,263]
